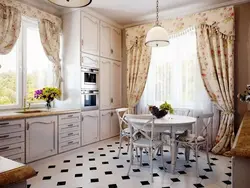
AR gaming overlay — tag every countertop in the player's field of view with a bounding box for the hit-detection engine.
[0,108,81,121]
[231,111,250,157]
[0,157,36,186]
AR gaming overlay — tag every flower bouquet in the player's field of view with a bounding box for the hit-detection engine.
[148,102,174,119]
[34,87,61,110]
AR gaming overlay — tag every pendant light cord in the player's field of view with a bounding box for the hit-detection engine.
[156,0,159,26]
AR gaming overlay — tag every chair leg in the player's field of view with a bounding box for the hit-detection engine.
[206,142,212,170]
[185,147,190,164]
[127,143,133,176]
[117,135,123,158]
[135,148,139,162]
[160,145,166,172]
[140,148,143,166]
[195,145,199,178]
[149,148,154,183]
[126,137,130,153]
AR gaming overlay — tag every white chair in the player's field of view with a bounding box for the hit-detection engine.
[176,113,213,177]
[126,114,165,183]
[116,108,130,158]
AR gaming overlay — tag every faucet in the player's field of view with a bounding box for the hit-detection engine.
[23,97,31,111]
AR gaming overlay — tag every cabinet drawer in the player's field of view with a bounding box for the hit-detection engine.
[59,130,80,143]
[59,122,80,133]
[0,142,24,157]
[0,120,25,134]
[59,113,81,124]
[59,138,80,153]
[0,132,25,147]
[6,153,25,163]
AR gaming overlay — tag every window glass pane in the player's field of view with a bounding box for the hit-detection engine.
[25,24,54,101]
[0,44,19,106]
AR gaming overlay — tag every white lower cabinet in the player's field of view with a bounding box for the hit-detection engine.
[26,116,58,163]
[81,110,99,146]
[100,110,119,140]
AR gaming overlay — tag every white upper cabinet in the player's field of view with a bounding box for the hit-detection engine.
[100,21,122,61]
[111,27,122,61]
[81,12,100,56]
[26,116,57,163]
[111,61,122,108]
[100,21,112,59]
[81,53,99,68]
[100,58,112,110]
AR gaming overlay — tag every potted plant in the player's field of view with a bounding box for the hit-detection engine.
[159,101,174,114]
[34,87,61,110]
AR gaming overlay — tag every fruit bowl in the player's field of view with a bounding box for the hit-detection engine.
[148,105,168,119]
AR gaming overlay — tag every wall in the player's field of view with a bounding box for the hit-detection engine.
[234,3,250,130]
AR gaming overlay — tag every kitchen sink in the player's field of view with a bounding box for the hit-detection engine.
[16,110,46,114]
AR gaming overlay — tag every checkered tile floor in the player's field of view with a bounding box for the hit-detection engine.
[27,137,232,188]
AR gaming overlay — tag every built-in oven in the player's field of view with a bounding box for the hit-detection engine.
[81,67,99,89]
[81,89,99,111]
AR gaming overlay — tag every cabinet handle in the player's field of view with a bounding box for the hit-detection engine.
[111,98,113,103]
[27,123,29,130]
[111,112,113,117]
[0,146,9,151]
[68,124,74,127]
[81,39,84,46]
[68,115,74,118]
[0,122,9,126]
[111,49,114,54]
[0,135,9,139]
[68,141,74,145]
[84,115,98,118]
[68,133,74,136]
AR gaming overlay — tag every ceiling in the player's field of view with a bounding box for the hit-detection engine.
[17,0,249,26]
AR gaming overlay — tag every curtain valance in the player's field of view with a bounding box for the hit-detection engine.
[125,6,235,50]
[0,0,62,31]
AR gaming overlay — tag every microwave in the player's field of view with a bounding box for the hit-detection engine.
[81,67,99,89]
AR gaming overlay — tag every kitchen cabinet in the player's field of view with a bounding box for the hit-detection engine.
[100,21,122,61]
[100,58,121,110]
[100,110,119,140]
[81,12,100,56]
[81,53,99,69]
[82,110,99,145]
[26,116,58,163]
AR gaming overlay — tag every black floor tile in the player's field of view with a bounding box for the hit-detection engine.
[109,184,117,188]
[105,171,113,175]
[77,155,83,158]
[27,184,31,188]
[225,172,231,177]
[107,145,112,147]
[194,183,204,188]
[76,163,83,166]
[171,178,180,182]
[142,163,149,166]
[133,169,140,172]
[163,150,169,152]
[61,169,68,173]
[199,175,208,179]
[113,157,119,160]
[117,165,124,168]
[100,154,106,156]
[115,142,120,144]
[90,167,97,170]
[184,164,192,168]
[166,161,171,164]
[141,181,150,185]
[89,158,95,161]
[102,161,109,164]
[88,151,94,154]
[178,152,184,155]
[190,159,196,162]
[122,152,128,155]
[178,171,186,174]
[75,173,83,177]
[48,165,56,168]
[126,160,130,163]
[57,181,66,186]
[98,148,104,150]
[211,157,218,161]
[122,176,130,180]
[153,173,159,177]
[42,176,51,180]
[203,168,213,172]
[110,150,116,153]
[90,178,99,183]
[63,160,70,163]
[222,180,231,185]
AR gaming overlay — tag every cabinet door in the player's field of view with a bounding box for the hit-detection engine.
[26,116,58,163]
[100,58,112,110]
[100,21,111,58]
[111,61,122,108]
[111,27,122,61]
[100,111,111,140]
[81,53,99,69]
[81,12,99,55]
[82,111,99,145]
[110,111,120,137]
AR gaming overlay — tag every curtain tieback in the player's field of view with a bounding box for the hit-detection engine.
[221,110,235,115]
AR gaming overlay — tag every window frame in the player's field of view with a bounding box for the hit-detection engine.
[0,17,55,110]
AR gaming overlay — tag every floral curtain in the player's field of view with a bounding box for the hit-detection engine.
[39,19,62,88]
[196,24,235,155]
[0,4,21,54]
[127,36,151,113]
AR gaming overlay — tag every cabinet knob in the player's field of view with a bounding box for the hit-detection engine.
[110,98,113,103]
[111,49,114,54]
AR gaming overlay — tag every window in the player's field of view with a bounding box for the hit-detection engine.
[137,28,211,114]
[0,18,54,109]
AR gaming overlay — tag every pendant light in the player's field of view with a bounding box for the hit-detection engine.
[145,0,169,47]
[48,0,92,8]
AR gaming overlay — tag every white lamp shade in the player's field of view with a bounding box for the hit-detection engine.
[145,26,170,47]
[48,0,92,8]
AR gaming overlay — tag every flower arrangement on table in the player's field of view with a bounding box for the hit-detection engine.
[34,87,61,110]
[148,101,174,119]
[238,85,250,103]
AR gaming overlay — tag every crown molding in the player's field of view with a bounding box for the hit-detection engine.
[124,0,250,28]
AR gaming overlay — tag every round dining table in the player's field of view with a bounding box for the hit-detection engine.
[126,114,197,173]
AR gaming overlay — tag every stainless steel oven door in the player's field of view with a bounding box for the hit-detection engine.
[81,67,99,89]
[81,89,99,111]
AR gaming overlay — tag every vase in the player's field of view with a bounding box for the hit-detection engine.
[45,101,52,111]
